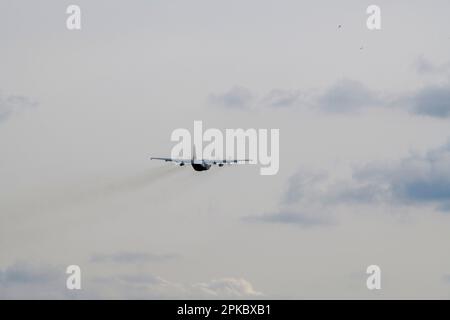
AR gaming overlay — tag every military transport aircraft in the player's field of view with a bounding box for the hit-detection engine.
[151,148,250,172]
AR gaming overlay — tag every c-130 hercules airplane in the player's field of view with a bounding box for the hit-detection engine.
[151,147,250,172]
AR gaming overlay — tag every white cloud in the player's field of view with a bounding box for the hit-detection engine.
[0,261,262,299]
[192,278,262,298]
[208,86,254,110]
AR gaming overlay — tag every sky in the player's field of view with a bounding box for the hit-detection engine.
[1,0,450,299]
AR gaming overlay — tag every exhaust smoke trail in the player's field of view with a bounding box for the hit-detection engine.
[2,165,183,219]
[93,165,180,198]
[54,165,182,208]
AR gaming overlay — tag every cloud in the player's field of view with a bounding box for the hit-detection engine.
[279,169,388,207]
[281,172,327,205]
[244,210,334,227]
[210,80,381,114]
[328,180,390,204]
[0,92,37,122]
[0,261,262,299]
[90,273,185,299]
[400,56,450,118]
[90,251,179,264]
[413,56,450,76]
[0,262,59,285]
[246,139,450,230]
[317,79,379,113]
[281,140,450,212]
[415,56,438,75]
[0,262,67,299]
[92,275,263,299]
[261,89,305,108]
[210,57,450,118]
[244,171,336,227]
[208,86,253,109]
[409,85,450,118]
[193,278,262,298]
[437,202,450,212]
[374,141,450,205]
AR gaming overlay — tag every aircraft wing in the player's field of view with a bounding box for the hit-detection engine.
[150,157,191,163]
[202,159,251,165]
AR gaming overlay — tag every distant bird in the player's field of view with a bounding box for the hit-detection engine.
[360,46,364,50]
[338,24,342,29]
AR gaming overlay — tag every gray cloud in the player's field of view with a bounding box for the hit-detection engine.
[0,262,68,299]
[0,92,37,122]
[414,56,450,76]
[349,144,450,206]
[0,261,261,299]
[114,273,166,285]
[244,171,336,227]
[244,210,334,227]
[317,73,450,118]
[280,140,450,212]
[208,86,253,109]
[415,56,438,75]
[317,79,379,113]
[410,85,450,118]
[398,57,450,117]
[436,202,450,212]
[261,89,305,108]
[0,262,59,285]
[280,166,390,207]
[329,181,390,204]
[281,172,327,205]
[375,141,450,205]
[90,251,179,264]
[246,139,450,229]
[211,79,381,113]
[211,65,450,118]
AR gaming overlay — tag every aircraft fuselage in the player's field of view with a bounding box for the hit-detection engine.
[191,162,211,171]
